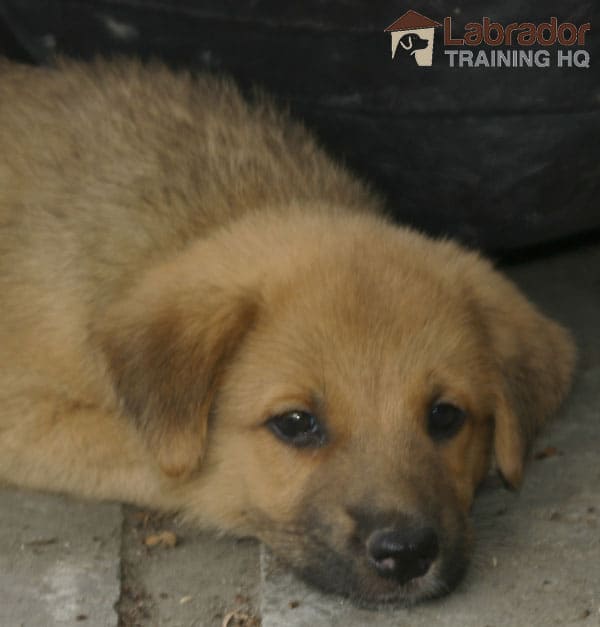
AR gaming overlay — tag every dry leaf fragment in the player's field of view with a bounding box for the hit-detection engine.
[221,610,260,627]
[534,446,561,460]
[143,530,177,548]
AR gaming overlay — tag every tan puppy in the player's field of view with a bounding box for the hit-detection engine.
[0,59,574,605]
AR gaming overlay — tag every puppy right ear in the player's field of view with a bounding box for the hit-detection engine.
[95,263,256,478]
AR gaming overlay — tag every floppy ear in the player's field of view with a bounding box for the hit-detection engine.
[96,265,256,479]
[464,256,576,489]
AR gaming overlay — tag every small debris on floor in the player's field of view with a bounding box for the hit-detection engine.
[534,446,562,460]
[132,511,152,528]
[221,609,260,627]
[23,537,58,547]
[549,511,562,521]
[143,530,177,548]
[117,583,154,627]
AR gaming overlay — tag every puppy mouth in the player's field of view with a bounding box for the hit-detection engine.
[254,506,470,605]
[262,528,469,606]
[293,548,467,607]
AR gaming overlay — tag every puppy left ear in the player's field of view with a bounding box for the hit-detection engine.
[96,262,256,479]
[461,254,576,489]
[492,312,575,489]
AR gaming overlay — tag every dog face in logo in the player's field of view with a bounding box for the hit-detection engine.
[398,32,429,62]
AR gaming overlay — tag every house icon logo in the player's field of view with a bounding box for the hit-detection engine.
[384,10,442,66]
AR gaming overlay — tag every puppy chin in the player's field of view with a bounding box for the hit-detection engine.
[287,544,469,607]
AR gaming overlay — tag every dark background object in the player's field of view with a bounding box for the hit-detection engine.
[0,0,598,253]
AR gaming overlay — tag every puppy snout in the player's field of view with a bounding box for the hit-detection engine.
[366,527,439,584]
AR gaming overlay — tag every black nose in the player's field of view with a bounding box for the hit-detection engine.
[366,527,439,584]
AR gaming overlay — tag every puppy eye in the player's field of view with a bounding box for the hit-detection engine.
[267,410,326,448]
[427,402,466,441]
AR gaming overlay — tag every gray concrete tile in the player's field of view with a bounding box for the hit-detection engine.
[0,489,122,627]
[118,507,260,627]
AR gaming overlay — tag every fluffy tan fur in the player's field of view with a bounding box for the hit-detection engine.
[0,58,575,604]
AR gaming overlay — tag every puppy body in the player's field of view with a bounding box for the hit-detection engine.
[0,59,575,604]
[0,59,371,499]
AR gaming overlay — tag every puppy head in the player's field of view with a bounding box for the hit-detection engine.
[98,213,575,604]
